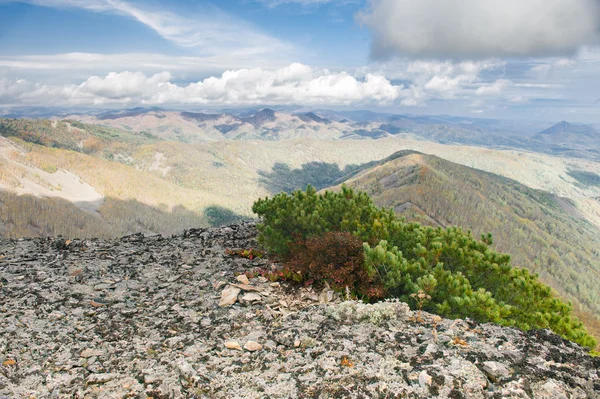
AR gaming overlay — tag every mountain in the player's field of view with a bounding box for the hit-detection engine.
[64,108,357,142]
[54,107,600,161]
[330,150,600,341]
[95,107,165,120]
[2,117,599,236]
[538,120,598,137]
[243,108,277,127]
[0,222,598,397]
[534,121,600,144]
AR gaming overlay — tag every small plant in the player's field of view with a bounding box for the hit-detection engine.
[225,248,264,260]
[340,356,354,368]
[253,266,303,283]
[410,290,431,323]
[431,315,443,343]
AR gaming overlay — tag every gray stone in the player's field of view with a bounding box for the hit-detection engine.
[482,361,511,382]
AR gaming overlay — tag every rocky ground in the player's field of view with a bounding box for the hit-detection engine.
[0,221,598,398]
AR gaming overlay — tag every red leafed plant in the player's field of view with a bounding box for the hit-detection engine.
[287,232,385,300]
[225,248,264,260]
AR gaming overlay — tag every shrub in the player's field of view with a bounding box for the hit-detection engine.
[253,185,598,349]
[287,231,385,299]
[252,185,396,257]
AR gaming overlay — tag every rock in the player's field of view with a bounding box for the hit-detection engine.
[423,343,439,356]
[532,379,569,399]
[482,361,511,382]
[418,371,432,388]
[230,283,262,292]
[86,373,118,385]
[236,274,250,285]
[80,348,104,358]
[218,286,241,307]
[318,289,334,304]
[241,293,261,302]
[307,293,319,301]
[175,359,196,379]
[90,299,107,308]
[243,341,263,352]
[224,341,242,351]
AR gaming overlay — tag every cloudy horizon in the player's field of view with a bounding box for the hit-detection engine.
[1,0,600,122]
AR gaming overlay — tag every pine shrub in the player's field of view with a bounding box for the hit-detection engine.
[252,185,598,349]
[252,185,396,257]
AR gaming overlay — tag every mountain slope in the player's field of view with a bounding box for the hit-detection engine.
[331,151,600,340]
[2,118,599,232]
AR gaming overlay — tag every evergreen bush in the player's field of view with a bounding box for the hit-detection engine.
[252,185,597,349]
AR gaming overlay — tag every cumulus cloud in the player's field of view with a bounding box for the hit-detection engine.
[1,60,513,108]
[475,79,511,96]
[0,64,409,107]
[358,0,600,58]
[2,59,587,112]
[369,59,505,103]
[526,58,577,79]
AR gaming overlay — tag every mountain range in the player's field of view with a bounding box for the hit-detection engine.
[52,107,600,161]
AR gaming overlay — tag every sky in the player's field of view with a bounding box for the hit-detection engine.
[1,0,600,122]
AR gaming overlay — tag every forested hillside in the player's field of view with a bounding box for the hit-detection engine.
[0,118,156,160]
[329,151,600,343]
[0,191,208,238]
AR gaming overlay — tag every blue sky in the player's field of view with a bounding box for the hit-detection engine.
[1,0,599,122]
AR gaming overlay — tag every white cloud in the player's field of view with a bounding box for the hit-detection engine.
[0,63,410,107]
[526,58,578,79]
[1,59,507,107]
[475,79,511,96]
[370,59,505,103]
[508,95,529,104]
[0,53,294,82]
[257,0,354,7]
[3,56,598,115]
[5,0,291,57]
[357,0,600,58]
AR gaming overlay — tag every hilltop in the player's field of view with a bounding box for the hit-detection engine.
[0,222,598,398]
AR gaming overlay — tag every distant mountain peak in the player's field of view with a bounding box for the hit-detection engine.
[297,112,330,124]
[539,121,598,137]
[244,108,277,128]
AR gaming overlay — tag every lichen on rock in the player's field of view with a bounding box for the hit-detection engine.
[327,299,412,325]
